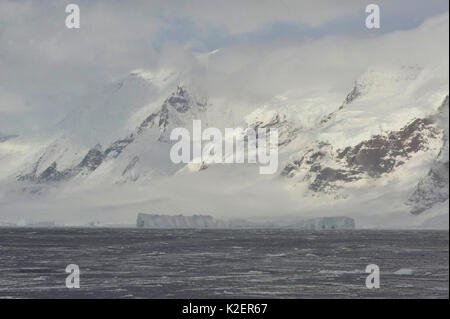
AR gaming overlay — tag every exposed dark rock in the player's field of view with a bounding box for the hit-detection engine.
[280,161,300,177]
[104,134,135,159]
[17,153,47,182]
[319,82,364,126]
[166,86,192,113]
[78,144,104,171]
[18,144,105,183]
[407,95,449,214]
[284,111,443,196]
[343,82,363,105]
[408,159,449,215]
[246,112,299,147]
[337,118,438,177]
[17,86,203,185]
[37,162,64,183]
[136,85,205,137]
[309,166,360,193]
[437,95,449,115]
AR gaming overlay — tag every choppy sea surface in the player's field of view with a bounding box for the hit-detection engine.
[0,228,448,299]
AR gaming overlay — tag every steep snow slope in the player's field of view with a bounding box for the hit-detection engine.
[90,85,210,185]
[59,68,180,146]
[407,96,449,215]
[15,69,183,183]
[16,84,210,186]
[276,65,448,223]
[0,133,18,143]
[318,65,448,148]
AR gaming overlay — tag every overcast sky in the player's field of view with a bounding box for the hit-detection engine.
[0,0,448,134]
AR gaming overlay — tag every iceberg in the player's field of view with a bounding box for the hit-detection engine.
[136,213,225,229]
[296,217,355,230]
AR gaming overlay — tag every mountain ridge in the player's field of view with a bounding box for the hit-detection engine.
[2,65,448,227]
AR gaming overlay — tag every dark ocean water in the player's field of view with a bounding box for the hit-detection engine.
[0,228,448,299]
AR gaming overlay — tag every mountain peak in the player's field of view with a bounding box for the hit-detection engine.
[128,68,178,89]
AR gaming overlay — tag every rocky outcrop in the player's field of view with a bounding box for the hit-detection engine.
[37,162,65,183]
[337,117,439,177]
[18,153,46,182]
[407,96,449,214]
[77,144,104,172]
[137,85,206,139]
[245,112,299,147]
[318,81,363,126]
[19,144,106,183]
[407,157,449,214]
[165,86,197,113]
[281,142,361,195]
[283,110,444,196]
[104,134,135,159]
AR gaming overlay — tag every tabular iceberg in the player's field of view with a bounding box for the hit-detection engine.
[296,217,356,230]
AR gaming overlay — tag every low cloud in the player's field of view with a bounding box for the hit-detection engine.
[0,0,448,134]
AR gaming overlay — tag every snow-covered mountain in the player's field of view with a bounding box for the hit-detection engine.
[407,96,449,215]
[1,63,448,228]
[16,83,211,184]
